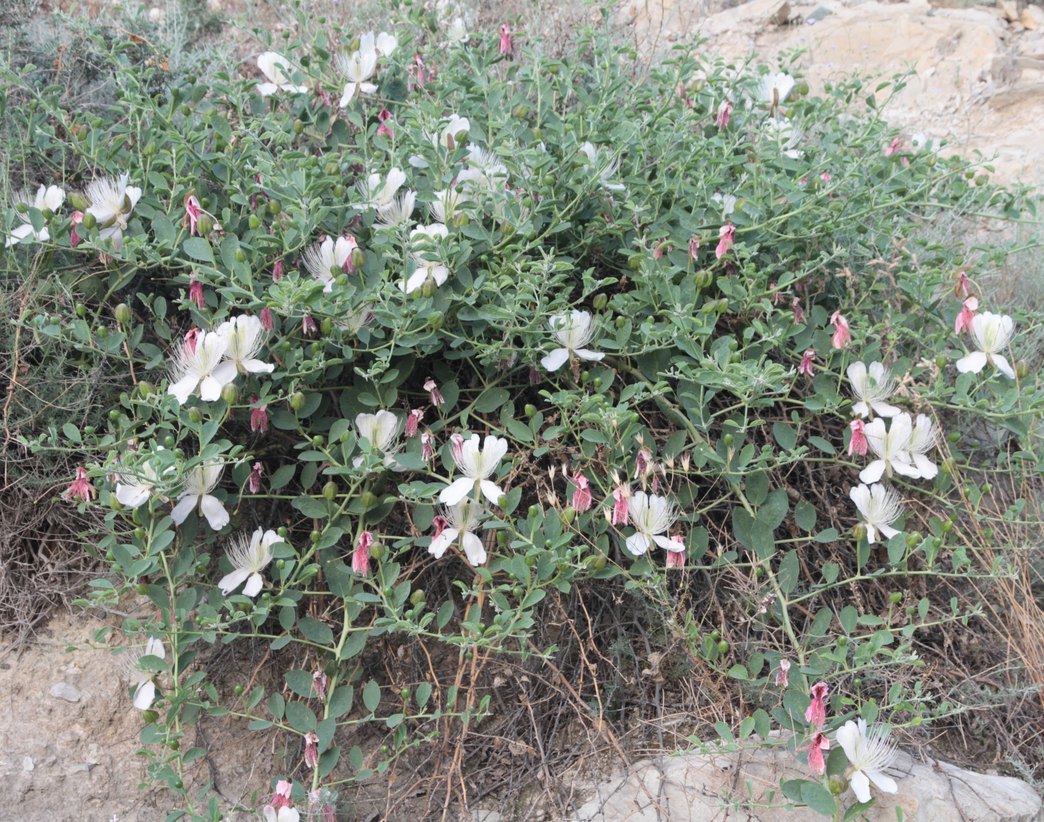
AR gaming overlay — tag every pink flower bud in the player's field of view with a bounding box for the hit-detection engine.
[954,296,978,335]
[884,136,903,157]
[799,731,829,775]
[271,779,293,809]
[184,327,201,354]
[666,535,685,569]
[64,466,95,502]
[353,531,373,575]
[377,109,394,139]
[189,279,205,310]
[791,297,806,325]
[272,260,285,282]
[183,194,204,235]
[405,408,424,437]
[820,171,832,182]
[70,211,84,248]
[954,270,970,299]
[572,471,593,513]
[829,311,851,349]
[251,401,269,434]
[450,433,464,462]
[304,731,319,769]
[848,419,868,457]
[499,23,513,55]
[432,515,449,539]
[302,314,318,336]
[611,487,630,526]
[805,681,829,728]
[248,461,264,493]
[715,98,733,129]
[775,659,791,688]
[634,448,652,479]
[312,670,328,700]
[798,349,815,377]
[421,431,435,461]
[423,377,444,407]
[259,307,274,331]
[715,224,735,260]
[688,235,700,260]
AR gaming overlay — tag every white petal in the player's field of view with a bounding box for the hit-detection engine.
[991,354,1015,379]
[428,530,457,559]
[242,572,264,597]
[891,460,922,479]
[625,532,651,556]
[479,479,505,506]
[115,483,150,508]
[439,477,474,506]
[198,376,225,402]
[133,680,156,711]
[168,374,199,405]
[867,770,898,795]
[170,494,197,525]
[574,349,605,362]
[848,484,870,511]
[849,769,872,804]
[858,461,886,485]
[199,495,230,530]
[242,358,275,374]
[956,351,987,374]
[401,269,428,294]
[870,400,901,418]
[6,224,35,246]
[851,401,870,419]
[218,568,250,595]
[652,535,676,551]
[878,523,900,539]
[865,524,878,544]
[461,532,487,566]
[836,721,859,760]
[211,360,239,387]
[339,84,357,107]
[540,348,570,372]
[913,454,938,479]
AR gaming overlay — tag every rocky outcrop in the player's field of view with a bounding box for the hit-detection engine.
[573,744,1044,821]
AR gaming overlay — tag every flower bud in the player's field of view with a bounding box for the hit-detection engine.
[560,507,576,526]
[268,200,282,216]
[220,383,238,405]
[137,381,155,397]
[369,543,385,560]
[350,247,366,269]
[68,191,89,211]
[853,523,867,541]
[196,214,214,235]
[716,640,729,654]
[114,303,132,325]
[187,407,203,424]
[82,212,97,230]
[827,775,846,796]
[421,279,436,298]
[322,481,338,501]
[524,404,537,418]
[141,710,159,723]
[289,391,306,412]
[360,490,378,508]
[1015,360,1029,379]
[410,589,425,605]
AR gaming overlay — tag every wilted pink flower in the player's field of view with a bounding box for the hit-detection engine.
[954,270,970,299]
[611,487,630,525]
[312,670,328,700]
[432,515,449,539]
[791,297,806,325]
[251,400,269,433]
[405,408,424,437]
[820,171,832,182]
[184,195,204,235]
[715,98,733,129]
[248,461,264,493]
[799,731,830,775]
[775,659,791,688]
[184,327,201,354]
[830,311,851,349]
[449,433,465,463]
[499,23,513,55]
[798,349,815,377]
[352,531,373,575]
[70,211,84,247]
[424,377,444,407]
[259,307,274,331]
[715,224,735,260]
[304,731,319,769]
[805,681,829,728]
[189,279,205,309]
[884,136,903,157]
[377,109,394,139]
[666,534,685,569]
[64,466,95,502]
[572,471,593,513]
[955,296,978,335]
[271,779,293,809]
[272,260,285,282]
[421,431,435,461]
[634,448,653,479]
[688,235,700,260]
[302,314,318,336]
[308,789,337,822]
[409,54,431,88]
[653,242,671,260]
[848,419,868,457]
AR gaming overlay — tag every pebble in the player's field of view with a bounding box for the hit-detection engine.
[49,682,81,703]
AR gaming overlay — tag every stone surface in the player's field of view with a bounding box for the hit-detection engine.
[573,745,1044,821]
[48,682,81,703]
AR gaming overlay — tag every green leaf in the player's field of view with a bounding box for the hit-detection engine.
[415,681,432,708]
[267,692,285,720]
[808,436,836,455]
[61,422,81,443]
[285,701,317,733]
[182,236,214,263]
[772,422,797,452]
[800,781,836,817]
[328,685,353,718]
[362,680,381,713]
[285,669,314,699]
[269,464,296,490]
[777,550,800,595]
[794,500,817,532]
[298,617,334,645]
[839,605,858,634]
[758,489,789,530]
[473,387,510,413]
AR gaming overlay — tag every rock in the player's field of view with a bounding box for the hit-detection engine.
[22,756,34,772]
[999,0,1022,21]
[1023,4,1044,27]
[48,682,81,703]
[572,744,1044,821]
